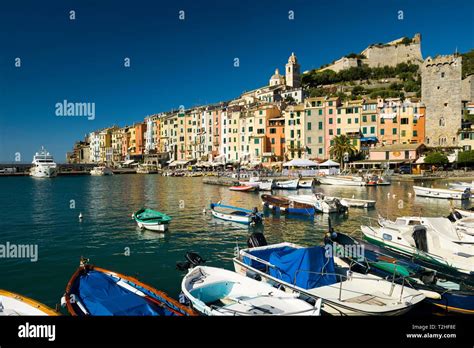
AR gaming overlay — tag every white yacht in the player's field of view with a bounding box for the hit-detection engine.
[30,147,58,178]
[90,166,114,176]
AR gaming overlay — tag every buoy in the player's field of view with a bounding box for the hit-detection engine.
[202,208,206,214]
[387,193,391,198]
[352,195,355,199]
[408,192,412,198]
[392,194,396,199]
[79,212,83,220]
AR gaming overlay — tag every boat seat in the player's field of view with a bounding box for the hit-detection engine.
[343,294,386,306]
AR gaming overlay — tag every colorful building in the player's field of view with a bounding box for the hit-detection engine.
[304,97,326,159]
[284,103,306,160]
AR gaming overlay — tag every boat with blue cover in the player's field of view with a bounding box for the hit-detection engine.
[233,235,425,316]
[132,208,172,232]
[63,259,196,316]
[261,194,315,216]
[210,202,263,225]
[325,231,474,315]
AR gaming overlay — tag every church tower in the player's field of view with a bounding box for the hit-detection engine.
[285,52,301,88]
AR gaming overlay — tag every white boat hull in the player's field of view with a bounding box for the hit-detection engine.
[318,176,366,186]
[182,266,321,316]
[288,195,343,213]
[211,209,251,224]
[258,181,273,191]
[30,166,57,178]
[339,198,376,208]
[274,179,299,190]
[413,186,470,200]
[135,220,168,232]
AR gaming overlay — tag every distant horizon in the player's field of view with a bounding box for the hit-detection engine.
[1,0,473,163]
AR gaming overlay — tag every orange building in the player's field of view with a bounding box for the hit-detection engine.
[265,116,285,161]
[133,122,147,156]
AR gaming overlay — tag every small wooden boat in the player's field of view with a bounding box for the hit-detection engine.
[261,194,315,215]
[413,186,470,200]
[0,289,59,316]
[338,197,376,208]
[288,194,347,214]
[229,185,256,192]
[132,208,172,232]
[63,260,195,316]
[182,266,321,316]
[273,179,299,190]
[210,202,263,225]
[298,179,314,188]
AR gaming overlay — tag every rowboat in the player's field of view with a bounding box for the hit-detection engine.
[273,179,299,190]
[361,222,474,275]
[298,179,314,188]
[229,185,256,192]
[132,208,172,232]
[326,232,474,314]
[338,197,376,208]
[181,266,321,316]
[317,175,367,186]
[261,194,315,215]
[0,289,59,316]
[258,179,273,191]
[210,202,263,225]
[233,239,425,316]
[63,260,195,316]
[288,194,347,214]
[413,186,470,200]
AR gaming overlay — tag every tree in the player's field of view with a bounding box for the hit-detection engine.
[424,152,448,165]
[458,150,474,166]
[329,135,357,166]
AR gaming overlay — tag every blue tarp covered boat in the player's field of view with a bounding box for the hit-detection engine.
[64,264,196,316]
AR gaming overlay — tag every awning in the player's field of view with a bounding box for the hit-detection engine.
[283,158,319,167]
[318,159,340,167]
[169,160,189,167]
[123,159,135,165]
[360,137,378,142]
[380,113,396,119]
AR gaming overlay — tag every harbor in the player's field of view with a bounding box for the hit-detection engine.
[1,174,473,316]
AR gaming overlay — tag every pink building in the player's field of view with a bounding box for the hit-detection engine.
[368,143,426,162]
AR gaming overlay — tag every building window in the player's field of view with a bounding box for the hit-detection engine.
[392,128,397,135]
[401,130,406,137]
[413,130,418,137]
[271,138,275,144]
[337,118,341,124]
[362,115,367,122]
[307,148,312,155]
[318,136,323,143]
[270,128,276,134]
[318,121,323,130]
[362,127,367,134]
[318,148,323,154]
[307,137,312,144]
[381,129,385,135]
[307,110,311,116]
[337,128,341,135]
[329,101,333,106]
[307,122,312,130]
[329,118,333,124]
[371,115,376,122]
[319,110,323,116]
[348,118,352,124]
[439,117,445,127]
[401,118,409,125]
[329,109,333,115]
[329,129,333,135]
[370,126,375,134]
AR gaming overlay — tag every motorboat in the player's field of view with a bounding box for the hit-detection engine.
[326,231,474,315]
[273,179,299,190]
[233,236,425,316]
[90,166,114,176]
[210,202,263,225]
[288,193,347,214]
[413,186,470,200]
[317,174,367,186]
[30,146,58,178]
[239,177,273,191]
[181,266,321,316]
[361,222,474,275]
[379,215,474,245]
[261,194,315,215]
[132,208,172,232]
[63,259,195,316]
[298,179,314,188]
[0,289,59,316]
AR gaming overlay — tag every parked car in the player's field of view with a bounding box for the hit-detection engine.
[397,165,412,174]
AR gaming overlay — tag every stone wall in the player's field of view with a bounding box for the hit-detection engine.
[422,55,463,146]
[361,41,423,68]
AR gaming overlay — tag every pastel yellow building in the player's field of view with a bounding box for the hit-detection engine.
[284,103,305,159]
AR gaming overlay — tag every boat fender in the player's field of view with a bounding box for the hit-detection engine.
[418,289,442,300]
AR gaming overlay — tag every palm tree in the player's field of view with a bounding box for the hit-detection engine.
[329,135,357,167]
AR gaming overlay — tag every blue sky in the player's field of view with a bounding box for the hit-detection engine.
[0,0,473,163]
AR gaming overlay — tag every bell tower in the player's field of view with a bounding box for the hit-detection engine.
[285,52,301,88]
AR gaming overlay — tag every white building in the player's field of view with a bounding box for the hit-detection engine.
[88,131,100,163]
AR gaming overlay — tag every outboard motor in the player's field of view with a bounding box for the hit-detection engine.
[250,207,262,225]
[247,232,267,248]
[176,252,206,271]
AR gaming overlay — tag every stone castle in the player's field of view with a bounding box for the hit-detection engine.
[422,55,474,147]
[320,33,423,73]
